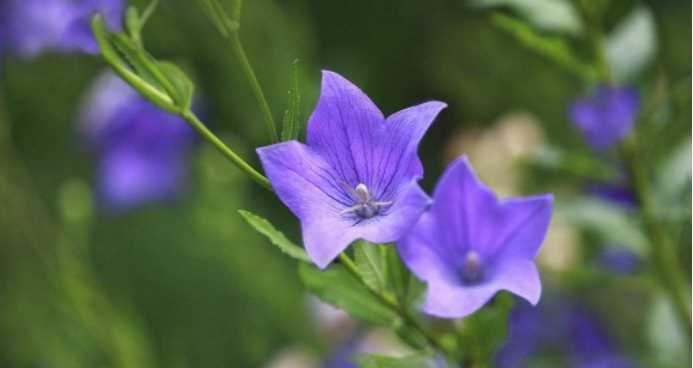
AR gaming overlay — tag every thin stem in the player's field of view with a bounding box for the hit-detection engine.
[623,138,692,335]
[338,253,450,356]
[228,32,279,142]
[180,110,272,191]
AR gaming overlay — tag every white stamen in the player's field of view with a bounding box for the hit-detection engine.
[354,183,370,202]
[340,183,391,219]
[461,250,483,283]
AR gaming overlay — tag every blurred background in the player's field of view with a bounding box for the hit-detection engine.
[0,0,690,367]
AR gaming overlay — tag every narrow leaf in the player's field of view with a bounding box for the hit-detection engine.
[238,210,310,262]
[299,263,400,326]
[606,6,656,83]
[158,62,195,111]
[557,198,648,255]
[472,0,582,35]
[492,13,595,81]
[281,59,302,141]
[91,15,176,112]
[354,241,387,292]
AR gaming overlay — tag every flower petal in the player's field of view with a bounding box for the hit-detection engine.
[257,141,350,220]
[430,156,552,259]
[422,259,541,318]
[429,156,498,258]
[305,71,445,193]
[305,71,385,186]
[372,101,447,198]
[259,141,431,268]
[397,211,459,286]
[303,179,430,269]
[494,194,553,260]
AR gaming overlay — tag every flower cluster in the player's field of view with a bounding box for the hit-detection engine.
[0,0,123,56]
[80,72,197,211]
[259,71,553,318]
[497,294,634,368]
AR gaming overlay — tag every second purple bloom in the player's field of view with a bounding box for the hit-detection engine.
[258,71,446,268]
[398,156,553,318]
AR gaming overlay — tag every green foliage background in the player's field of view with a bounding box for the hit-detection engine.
[0,0,689,367]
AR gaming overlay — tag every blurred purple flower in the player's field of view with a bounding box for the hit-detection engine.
[0,0,123,56]
[569,86,639,151]
[397,156,553,318]
[597,247,641,275]
[80,72,196,210]
[586,183,637,211]
[258,71,445,268]
[497,295,635,368]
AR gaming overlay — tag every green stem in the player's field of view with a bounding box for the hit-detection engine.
[338,253,451,356]
[180,110,272,191]
[228,32,279,142]
[623,139,692,336]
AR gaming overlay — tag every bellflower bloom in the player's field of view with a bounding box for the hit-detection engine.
[586,183,637,211]
[398,156,553,318]
[0,0,123,56]
[258,71,445,268]
[497,295,635,368]
[569,86,639,150]
[597,246,640,275]
[80,72,196,210]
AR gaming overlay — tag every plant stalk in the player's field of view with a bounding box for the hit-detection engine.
[181,110,272,190]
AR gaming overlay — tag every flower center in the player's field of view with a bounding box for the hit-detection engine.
[459,250,484,284]
[341,183,392,219]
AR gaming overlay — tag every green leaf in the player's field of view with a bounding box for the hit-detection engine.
[125,0,158,43]
[383,245,409,305]
[91,2,195,115]
[354,353,438,368]
[354,241,387,292]
[158,62,195,111]
[91,15,176,113]
[281,59,302,141]
[473,0,582,35]
[492,13,595,81]
[238,210,310,262]
[298,263,400,326]
[557,198,648,255]
[458,293,515,363]
[606,6,656,83]
[653,140,691,218]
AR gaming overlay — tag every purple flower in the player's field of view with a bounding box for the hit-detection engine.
[257,71,445,268]
[0,0,123,56]
[596,246,640,275]
[586,183,637,211]
[569,86,639,151]
[80,72,196,210]
[397,156,552,318]
[497,295,635,368]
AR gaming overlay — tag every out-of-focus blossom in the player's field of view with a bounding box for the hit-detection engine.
[398,156,553,318]
[497,294,635,368]
[80,72,196,210]
[258,71,445,268]
[569,86,639,151]
[586,183,637,212]
[597,246,641,275]
[0,0,123,56]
